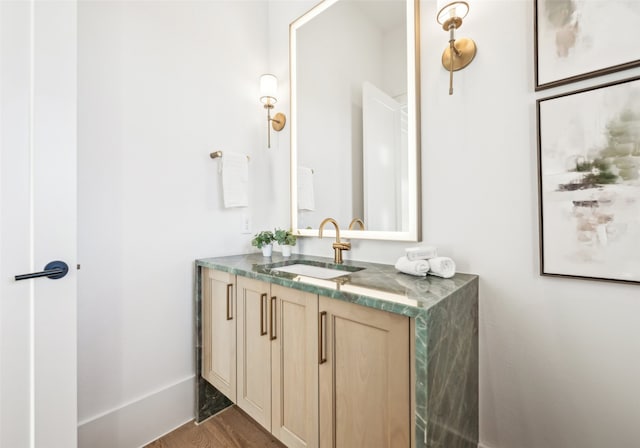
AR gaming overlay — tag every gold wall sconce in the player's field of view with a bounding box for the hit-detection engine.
[436,1,477,95]
[260,74,286,148]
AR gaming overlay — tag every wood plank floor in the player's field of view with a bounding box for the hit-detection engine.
[145,406,286,448]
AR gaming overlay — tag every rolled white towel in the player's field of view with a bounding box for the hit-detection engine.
[395,256,429,277]
[405,245,438,261]
[427,257,456,279]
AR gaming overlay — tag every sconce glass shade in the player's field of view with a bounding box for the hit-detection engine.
[260,74,278,104]
[436,1,469,25]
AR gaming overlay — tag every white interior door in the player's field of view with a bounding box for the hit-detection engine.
[362,81,407,232]
[1,1,78,447]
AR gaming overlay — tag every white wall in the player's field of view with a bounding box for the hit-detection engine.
[382,24,408,99]
[77,2,280,446]
[271,1,640,447]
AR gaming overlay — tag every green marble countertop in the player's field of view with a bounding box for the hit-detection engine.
[196,253,477,318]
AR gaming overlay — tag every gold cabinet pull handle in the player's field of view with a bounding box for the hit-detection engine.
[226,283,233,320]
[260,293,267,336]
[270,296,277,341]
[318,311,327,364]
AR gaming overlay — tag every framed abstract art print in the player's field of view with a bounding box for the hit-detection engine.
[537,76,640,283]
[535,0,640,90]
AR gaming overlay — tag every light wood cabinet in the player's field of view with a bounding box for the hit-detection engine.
[318,295,410,448]
[204,270,410,448]
[271,284,318,448]
[236,276,272,429]
[201,268,236,402]
[236,278,319,447]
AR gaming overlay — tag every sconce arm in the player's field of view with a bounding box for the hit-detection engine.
[448,25,462,56]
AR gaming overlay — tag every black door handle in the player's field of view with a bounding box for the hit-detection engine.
[15,261,69,281]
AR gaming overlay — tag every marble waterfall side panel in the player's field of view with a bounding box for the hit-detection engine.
[425,277,479,448]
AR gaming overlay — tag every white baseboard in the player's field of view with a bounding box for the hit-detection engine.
[78,375,195,448]
[478,443,494,448]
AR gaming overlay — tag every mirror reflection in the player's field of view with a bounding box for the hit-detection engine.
[291,0,421,241]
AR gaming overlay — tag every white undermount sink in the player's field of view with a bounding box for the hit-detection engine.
[271,263,355,280]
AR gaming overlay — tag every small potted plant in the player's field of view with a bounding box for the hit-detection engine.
[274,228,297,257]
[252,230,275,257]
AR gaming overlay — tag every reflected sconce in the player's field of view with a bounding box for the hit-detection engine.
[260,74,286,148]
[436,1,477,95]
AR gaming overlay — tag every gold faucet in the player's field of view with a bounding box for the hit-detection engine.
[318,217,351,264]
[348,218,365,230]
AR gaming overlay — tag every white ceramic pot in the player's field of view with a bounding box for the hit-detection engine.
[281,245,292,257]
[261,244,273,257]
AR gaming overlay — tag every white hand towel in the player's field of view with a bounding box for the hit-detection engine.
[297,166,315,211]
[222,152,249,208]
[427,257,456,278]
[394,256,429,277]
[405,245,438,261]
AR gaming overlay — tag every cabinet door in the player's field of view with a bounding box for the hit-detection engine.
[319,296,410,448]
[201,268,236,402]
[271,284,319,448]
[236,276,272,430]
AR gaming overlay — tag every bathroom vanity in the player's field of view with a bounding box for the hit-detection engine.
[194,253,478,448]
